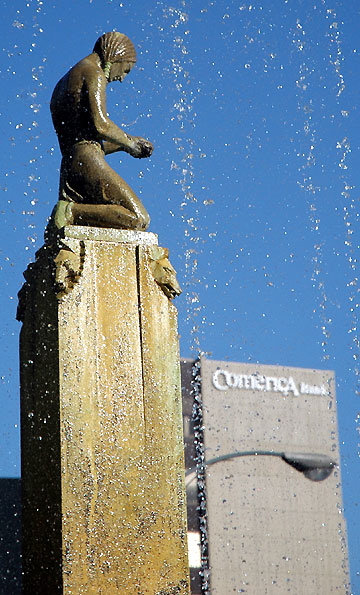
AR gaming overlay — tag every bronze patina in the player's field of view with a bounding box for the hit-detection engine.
[50,31,153,230]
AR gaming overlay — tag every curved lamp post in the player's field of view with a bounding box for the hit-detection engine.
[185,450,337,487]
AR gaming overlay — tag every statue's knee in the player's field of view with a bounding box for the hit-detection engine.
[138,210,150,231]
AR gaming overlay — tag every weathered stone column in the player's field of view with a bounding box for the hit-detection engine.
[18,226,190,594]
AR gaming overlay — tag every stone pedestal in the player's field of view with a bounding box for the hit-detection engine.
[18,226,190,594]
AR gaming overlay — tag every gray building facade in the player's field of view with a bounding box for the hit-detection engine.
[182,357,350,594]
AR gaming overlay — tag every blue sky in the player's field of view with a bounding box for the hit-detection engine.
[1,0,359,591]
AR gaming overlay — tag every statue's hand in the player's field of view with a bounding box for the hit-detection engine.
[131,137,154,159]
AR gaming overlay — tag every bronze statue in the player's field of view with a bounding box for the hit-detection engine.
[50,32,153,231]
[41,32,182,300]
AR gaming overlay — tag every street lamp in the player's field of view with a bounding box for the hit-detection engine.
[185,450,337,486]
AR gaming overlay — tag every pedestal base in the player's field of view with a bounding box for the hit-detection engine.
[19,227,190,594]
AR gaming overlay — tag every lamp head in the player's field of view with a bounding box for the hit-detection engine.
[281,452,336,481]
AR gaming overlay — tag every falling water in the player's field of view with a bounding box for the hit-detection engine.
[326,9,359,379]
[287,6,357,592]
[163,3,203,357]
[162,7,210,591]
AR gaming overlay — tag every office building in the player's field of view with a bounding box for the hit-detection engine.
[182,357,350,594]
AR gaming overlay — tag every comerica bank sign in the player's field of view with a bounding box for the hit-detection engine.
[212,368,327,397]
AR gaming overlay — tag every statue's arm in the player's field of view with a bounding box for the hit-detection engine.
[87,72,153,158]
[103,138,153,158]
[102,141,124,155]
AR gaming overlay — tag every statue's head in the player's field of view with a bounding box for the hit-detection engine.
[93,32,136,82]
